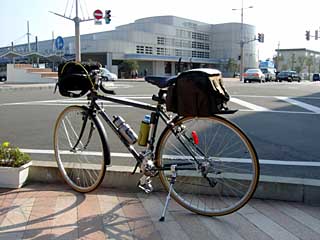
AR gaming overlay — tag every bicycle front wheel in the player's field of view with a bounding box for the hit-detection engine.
[156,116,259,216]
[53,105,109,192]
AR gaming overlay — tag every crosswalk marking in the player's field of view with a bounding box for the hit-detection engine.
[230,97,270,111]
[276,96,320,114]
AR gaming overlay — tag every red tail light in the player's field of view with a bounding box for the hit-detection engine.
[191,131,199,145]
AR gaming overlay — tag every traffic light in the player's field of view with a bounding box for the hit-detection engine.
[306,30,310,41]
[105,10,111,24]
[257,33,264,43]
[315,30,319,40]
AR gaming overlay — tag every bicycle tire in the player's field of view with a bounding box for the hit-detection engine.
[156,116,259,216]
[53,105,110,192]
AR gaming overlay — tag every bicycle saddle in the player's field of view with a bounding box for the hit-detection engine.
[145,75,177,88]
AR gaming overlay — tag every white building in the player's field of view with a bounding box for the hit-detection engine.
[0,16,258,76]
[275,48,320,78]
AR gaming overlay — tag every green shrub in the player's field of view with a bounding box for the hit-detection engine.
[0,142,31,167]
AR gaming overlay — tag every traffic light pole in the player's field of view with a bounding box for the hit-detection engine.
[75,0,81,61]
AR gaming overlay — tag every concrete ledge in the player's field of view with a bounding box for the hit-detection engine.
[26,68,53,73]
[28,161,320,206]
[0,83,56,91]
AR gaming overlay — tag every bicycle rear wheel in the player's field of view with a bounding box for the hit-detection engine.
[156,116,259,216]
[53,105,109,192]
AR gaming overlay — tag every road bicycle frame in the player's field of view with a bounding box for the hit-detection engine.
[85,89,174,168]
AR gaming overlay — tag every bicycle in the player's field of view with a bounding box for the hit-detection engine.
[53,65,259,221]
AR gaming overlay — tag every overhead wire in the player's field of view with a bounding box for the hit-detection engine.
[64,0,70,16]
[83,0,91,19]
[69,0,75,18]
[79,0,85,20]
[12,34,27,45]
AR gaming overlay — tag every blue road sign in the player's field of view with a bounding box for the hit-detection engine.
[55,36,64,50]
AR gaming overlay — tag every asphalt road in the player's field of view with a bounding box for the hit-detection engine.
[1,80,320,178]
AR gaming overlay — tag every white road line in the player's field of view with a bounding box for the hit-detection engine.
[0,96,152,107]
[2,95,320,115]
[276,96,320,113]
[20,148,320,167]
[230,97,270,111]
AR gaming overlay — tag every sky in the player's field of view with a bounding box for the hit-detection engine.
[0,0,320,60]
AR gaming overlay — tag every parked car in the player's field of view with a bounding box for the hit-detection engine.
[243,69,265,83]
[276,71,301,82]
[0,75,6,82]
[312,73,320,81]
[260,68,276,81]
[100,68,118,81]
[233,72,240,78]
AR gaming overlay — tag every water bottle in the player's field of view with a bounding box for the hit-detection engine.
[138,115,151,146]
[113,116,138,145]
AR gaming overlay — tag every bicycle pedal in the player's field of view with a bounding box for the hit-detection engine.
[137,175,153,193]
[138,183,153,193]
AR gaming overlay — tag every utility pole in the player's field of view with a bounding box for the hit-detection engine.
[27,21,31,52]
[50,0,93,62]
[276,41,280,70]
[232,0,253,81]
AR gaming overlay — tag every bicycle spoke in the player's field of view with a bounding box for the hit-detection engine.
[157,116,259,216]
[54,106,107,192]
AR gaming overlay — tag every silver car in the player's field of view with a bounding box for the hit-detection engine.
[260,68,276,81]
[243,69,265,83]
[100,68,118,81]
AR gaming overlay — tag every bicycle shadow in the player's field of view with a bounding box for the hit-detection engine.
[0,185,161,240]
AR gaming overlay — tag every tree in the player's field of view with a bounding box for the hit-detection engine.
[226,58,239,76]
[273,54,283,71]
[119,60,139,78]
[305,56,314,80]
[290,54,296,70]
[295,56,305,74]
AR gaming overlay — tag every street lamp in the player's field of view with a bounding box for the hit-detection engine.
[232,0,253,81]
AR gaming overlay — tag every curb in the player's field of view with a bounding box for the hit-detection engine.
[0,83,56,92]
[0,79,145,92]
[29,161,320,206]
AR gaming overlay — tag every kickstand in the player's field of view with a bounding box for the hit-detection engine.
[159,164,177,222]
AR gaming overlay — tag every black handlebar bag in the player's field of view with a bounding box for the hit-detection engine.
[56,62,100,97]
[166,69,230,116]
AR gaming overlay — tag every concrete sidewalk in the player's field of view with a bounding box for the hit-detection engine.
[0,183,320,240]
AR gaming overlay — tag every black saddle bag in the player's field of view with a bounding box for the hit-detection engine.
[166,69,230,116]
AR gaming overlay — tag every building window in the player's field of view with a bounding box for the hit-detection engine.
[157,37,165,45]
[157,47,165,55]
[175,49,182,56]
[191,32,210,41]
[192,51,210,58]
[145,46,153,54]
[136,45,144,54]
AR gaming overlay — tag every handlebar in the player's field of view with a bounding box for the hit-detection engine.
[99,80,116,95]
